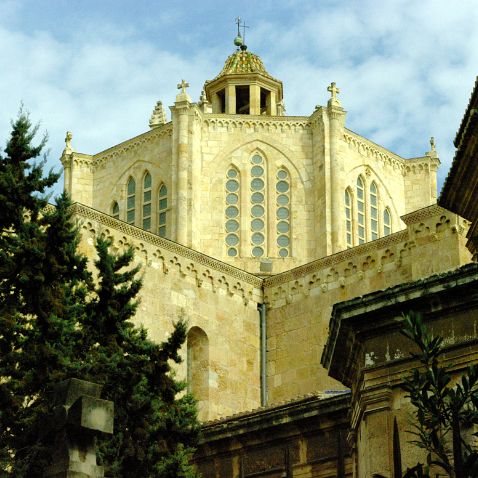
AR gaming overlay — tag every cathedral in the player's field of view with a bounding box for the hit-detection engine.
[61,30,477,477]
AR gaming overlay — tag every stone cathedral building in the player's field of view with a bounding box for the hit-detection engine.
[61,33,477,477]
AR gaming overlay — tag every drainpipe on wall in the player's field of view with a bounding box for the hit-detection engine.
[258,302,267,407]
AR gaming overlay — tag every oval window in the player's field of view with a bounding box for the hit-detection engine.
[251,165,264,177]
[252,246,264,257]
[276,181,289,193]
[251,232,264,245]
[226,193,238,204]
[226,219,239,232]
[251,178,264,191]
[277,207,289,219]
[251,192,264,203]
[277,221,289,233]
[226,234,239,246]
[226,180,239,192]
[226,206,239,218]
[251,205,265,217]
[251,218,264,231]
[277,194,289,205]
[277,235,290,247]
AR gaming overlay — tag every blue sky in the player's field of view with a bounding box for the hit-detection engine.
[1,0,477,196]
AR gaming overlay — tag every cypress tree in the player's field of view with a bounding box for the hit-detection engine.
[83,237,199,477]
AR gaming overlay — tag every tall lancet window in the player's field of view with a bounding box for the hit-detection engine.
[345,189,353,248]
[143,172,152,230]
[276,168,290,257]
[356,176,365,244]
[126,177,136,225]
[112,201,119,220]
[225,167,240,256]
[370,181,378,240]
[158,184,168,237]
[383,207,392,236]
[250,154,266,258]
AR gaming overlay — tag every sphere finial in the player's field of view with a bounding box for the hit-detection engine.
[234,34,243,47]
[234,17,249,51]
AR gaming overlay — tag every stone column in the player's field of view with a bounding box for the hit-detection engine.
[172,87,192,245]
[250,83,261,115]
[43,379,114,478]
[211,93,221,114]
[327,95,346,254]
[267,90,277,115]
[226,84,236,114]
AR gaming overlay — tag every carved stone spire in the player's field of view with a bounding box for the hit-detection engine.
[149,101,167,128]
[426,136,438,158]
[63,131,74,154]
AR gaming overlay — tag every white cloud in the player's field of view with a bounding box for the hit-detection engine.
[0,0,476,196]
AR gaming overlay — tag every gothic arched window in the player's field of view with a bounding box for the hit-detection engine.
[370,181,378,240]
[158,184,168,237]
[345,188,353,248]
[143,172,152,230]
[126,177,136,225]
[250,154,266,258]
[276,168,290,257]
[384,207,392,236]
[356,176,365,244]
[112,201,119,220]
[225,167,240,256]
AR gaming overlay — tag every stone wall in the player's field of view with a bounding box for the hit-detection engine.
[64,106,439,276]
[263,204,471,404]
[72,203,262,421]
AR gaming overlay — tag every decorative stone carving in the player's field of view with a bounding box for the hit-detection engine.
[149,100,167,128]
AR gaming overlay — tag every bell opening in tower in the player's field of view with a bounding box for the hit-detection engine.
[236,85,250,114]
[260,88,270,115]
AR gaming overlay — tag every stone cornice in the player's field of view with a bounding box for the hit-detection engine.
[343,130,438,175]
[70,203,262,288]
[264,230,408,289]
[343,130,405,170]
[404,155,440,172]
[203,114,310,132]
[400,203,451,225]
[61,152,93,169]
[90,123,173,172]
[200,393,350,442]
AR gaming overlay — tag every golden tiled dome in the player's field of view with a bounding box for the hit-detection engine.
[213,50,277,81]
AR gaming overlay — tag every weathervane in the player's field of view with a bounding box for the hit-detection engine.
[233,17,249,50]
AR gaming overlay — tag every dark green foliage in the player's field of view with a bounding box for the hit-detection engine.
[401,311,478,478]
[0,111,200,477]
[81,238,200,477]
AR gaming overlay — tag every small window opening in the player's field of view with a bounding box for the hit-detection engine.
[216,89,226,113]
[236,86,250,114]
[260,88,270,115]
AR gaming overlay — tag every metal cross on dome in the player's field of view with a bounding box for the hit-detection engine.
[177,79,189,93]
[235,17,249,42]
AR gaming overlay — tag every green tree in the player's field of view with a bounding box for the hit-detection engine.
[82,238,200,477]
[401,312,478,478]
[0,111,200,477]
